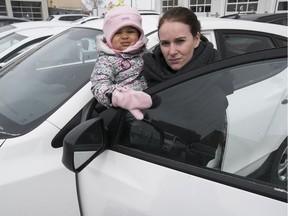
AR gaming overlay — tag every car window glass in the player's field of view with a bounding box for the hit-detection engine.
[270,18,288,26]
[0,24,16,33]
[275,36,288,47]
[46,16,54,21]
[58,16,86,22]
[146,30,159,50]
[220,32,276,58]
[118,57,287,190]
[0,28,102,138]
[2,40,42,63]
[0,32,27,53]
[0,21,13,27]
[201,32,213,44]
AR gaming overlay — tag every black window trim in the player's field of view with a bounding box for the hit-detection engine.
[0,36,50,63]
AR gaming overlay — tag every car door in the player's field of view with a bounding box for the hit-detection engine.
[63,47,287,216]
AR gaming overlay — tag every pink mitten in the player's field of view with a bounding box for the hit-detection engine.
[112,86,152,120]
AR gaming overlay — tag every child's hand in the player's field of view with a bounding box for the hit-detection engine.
[112,86,152,120]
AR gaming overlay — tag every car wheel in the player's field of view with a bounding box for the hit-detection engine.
[268,138,287,186]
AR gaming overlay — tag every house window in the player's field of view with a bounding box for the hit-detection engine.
[11,1,42,21]
[190,0,211,13]
[226,0,258,13]
[162,0,178,13]
[0,0,7,16]
[277,0,288,11]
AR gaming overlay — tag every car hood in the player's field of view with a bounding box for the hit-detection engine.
[0,120,60,153]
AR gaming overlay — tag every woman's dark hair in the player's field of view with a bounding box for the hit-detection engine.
[158,7,201,37]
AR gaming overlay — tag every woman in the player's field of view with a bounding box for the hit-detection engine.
[143,7,221,87]
[140,7,233,166]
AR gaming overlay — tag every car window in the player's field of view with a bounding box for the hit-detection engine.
[46,16,54,21]
[0,27,102,138]
[1,37,47,63]
[275,36,288,47]
[117,56,287,192]
[271,18,287,26]
[0,32,27,53]
[59,16,85,21]
[215,30,279,58]
[145,30,159,50]
[0,24,16,33]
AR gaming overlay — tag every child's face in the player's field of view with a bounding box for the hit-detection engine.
[111,26,140,51]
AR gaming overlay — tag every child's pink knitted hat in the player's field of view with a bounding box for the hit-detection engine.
[103,6,144,48]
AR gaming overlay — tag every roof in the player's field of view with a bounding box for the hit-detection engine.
[0,16,30,22]
[221,12,288,26]
[198,16,287,36]
[76,15,288,39]
[0,21,74,37]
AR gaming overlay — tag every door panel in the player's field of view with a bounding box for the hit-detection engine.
[76,49,287,215]
[78,151,286,216]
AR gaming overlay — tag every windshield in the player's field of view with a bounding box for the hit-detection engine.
[0,27,102,138]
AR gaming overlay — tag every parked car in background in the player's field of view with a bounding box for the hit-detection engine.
[0,21,73,66]
[72,15,100,25]
[0,15,286,215]
[138,10,160,15]
[221,12,288,26]
[0,16,30,27]
[47,14,89,22]
[0,20,73,34]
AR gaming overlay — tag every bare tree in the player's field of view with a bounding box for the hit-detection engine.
[82,0,104,14]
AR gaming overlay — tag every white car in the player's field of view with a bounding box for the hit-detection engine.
[0,20,73,34]
[0,16,30,27]
[0,21,73,66]
[72,16,100,25]
[0,16,287,215]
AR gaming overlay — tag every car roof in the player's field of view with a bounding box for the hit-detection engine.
[3,25,71,38]
[78,15,287,38]
[72,16,101,25]
[0,21,74,36]
[221,12,288,26]
[47,14,89,22]
[10,20,74,28]
[199,17,287,36]
[48,14,89,18]
[0,16,30,22]
[221,12,287,20]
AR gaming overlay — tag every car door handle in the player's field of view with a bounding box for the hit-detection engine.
[281,98,288,105]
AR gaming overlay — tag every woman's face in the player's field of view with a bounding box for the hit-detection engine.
[112,26,140,51]
[159,21,200,71]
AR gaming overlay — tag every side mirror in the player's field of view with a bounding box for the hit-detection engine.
[62,117,107,173]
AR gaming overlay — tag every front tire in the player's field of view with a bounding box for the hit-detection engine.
[268,138,287,187]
